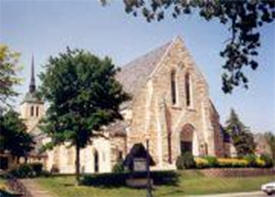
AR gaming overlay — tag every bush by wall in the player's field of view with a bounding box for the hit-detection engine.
[10,164,34,178]
[80,171,178,187]
[260,154,274,168]
[217,158,248,168]
[194,158,209,169]
[9,163,49,178]
[112,160,125,173]
[194,156,271,169]
[176,152,196,169]
[244,154,257,167]
[204,156,218,167]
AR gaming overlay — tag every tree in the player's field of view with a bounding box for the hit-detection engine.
[0,110,34,163]
[225,108,255,157]
[264,131,275,161]
[39,48,130,185]
[102,0,274,93]
[0,44,21,112]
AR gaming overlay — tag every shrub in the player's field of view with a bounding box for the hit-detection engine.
[112,160,124,173]
[80,171,178,186]
[244,154,257,167]
[204,156,218,168]
[176,152,195,169]
[30,163,43,176]
[256,158,266,168]
[81,173,127,186]
[260,154,274,168]
[9,163,49,178]
[10,164,34,178]
[217,158,248,168]
[194,158,209,169]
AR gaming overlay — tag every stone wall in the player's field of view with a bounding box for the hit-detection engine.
[127,37,224,169]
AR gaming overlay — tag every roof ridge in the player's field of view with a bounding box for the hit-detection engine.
[121,40,172,69]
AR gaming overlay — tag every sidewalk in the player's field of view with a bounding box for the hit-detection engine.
[20,179,54,197]
[187,191,268,197]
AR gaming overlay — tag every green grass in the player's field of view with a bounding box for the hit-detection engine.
[35,171,275,197]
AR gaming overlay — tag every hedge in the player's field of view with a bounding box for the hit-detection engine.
[80,171,178,187]
[194,154,274,169]
[9,163,50,178]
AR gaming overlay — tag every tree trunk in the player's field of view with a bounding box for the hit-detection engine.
[75,144,80,186]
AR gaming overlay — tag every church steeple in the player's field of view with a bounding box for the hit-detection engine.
[29,55,36,93]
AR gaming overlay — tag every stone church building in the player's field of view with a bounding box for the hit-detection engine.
[20,36,230,173]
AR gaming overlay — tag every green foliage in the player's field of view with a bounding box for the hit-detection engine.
[264,132,275,161]
[10,164,34,178]
[81,171,178,187]
[9,163,48,178]
[203,156,218,168]
[176,152,195,169]
[225,109,256,157]
[260,154,274,168]
[30,163,43,175]
[117,0,275,93]
[0,110,34,158]
[39,48,130,184]
[0,45,21,111]
[244,154,257,167]
[112,160,124,173]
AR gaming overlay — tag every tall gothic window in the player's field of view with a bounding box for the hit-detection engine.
[185,73,191,107]
[30,106,34,116]
[94,149,99,173]
[36,106,39,117]
[171,70,177,105]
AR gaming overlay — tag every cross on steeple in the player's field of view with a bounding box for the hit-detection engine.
[29,54,36,93]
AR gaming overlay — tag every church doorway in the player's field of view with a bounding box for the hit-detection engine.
[94,150,99,173]
[180,124,194,155]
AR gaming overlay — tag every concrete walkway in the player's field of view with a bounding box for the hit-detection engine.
[187,191,273,197]
[20,179,54,197]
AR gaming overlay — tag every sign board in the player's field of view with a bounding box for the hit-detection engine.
[133,158,146,172]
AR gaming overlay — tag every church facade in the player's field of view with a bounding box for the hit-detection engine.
[21,37,230,173]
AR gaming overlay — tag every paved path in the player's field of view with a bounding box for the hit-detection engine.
[20,179,54,197]
[187,191,274,197]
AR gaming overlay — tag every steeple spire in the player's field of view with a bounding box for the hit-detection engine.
[29,54,36,93]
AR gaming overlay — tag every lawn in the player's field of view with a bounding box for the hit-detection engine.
[35,171,275,197]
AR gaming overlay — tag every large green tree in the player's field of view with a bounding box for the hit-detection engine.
[0,44,21,112]
[225,109,255,157]
[39,48,130,184]
[264,131,275,161]
[102,0,274,93]
[0,110,34,163]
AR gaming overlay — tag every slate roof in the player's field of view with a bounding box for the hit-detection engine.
[116,41,172,108]
[21,92,43,104]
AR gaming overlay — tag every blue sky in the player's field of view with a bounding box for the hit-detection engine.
[1,0,274,133]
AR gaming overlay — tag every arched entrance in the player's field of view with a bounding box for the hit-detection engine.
[94,149,99,173]
[180,124,194,155]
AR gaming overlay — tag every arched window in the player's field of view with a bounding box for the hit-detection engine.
[36,106,39,117]
[94,149,99,173]
[185,73,191,107]
[30,106,34,116]
[171,70,177,105]
[118,151,123,160]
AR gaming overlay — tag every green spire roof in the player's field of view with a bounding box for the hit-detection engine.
[21,55,43,104]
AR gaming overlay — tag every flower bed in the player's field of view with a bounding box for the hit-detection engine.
[194,155,273,169]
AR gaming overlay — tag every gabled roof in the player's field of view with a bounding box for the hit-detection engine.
[116,41,172,104]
